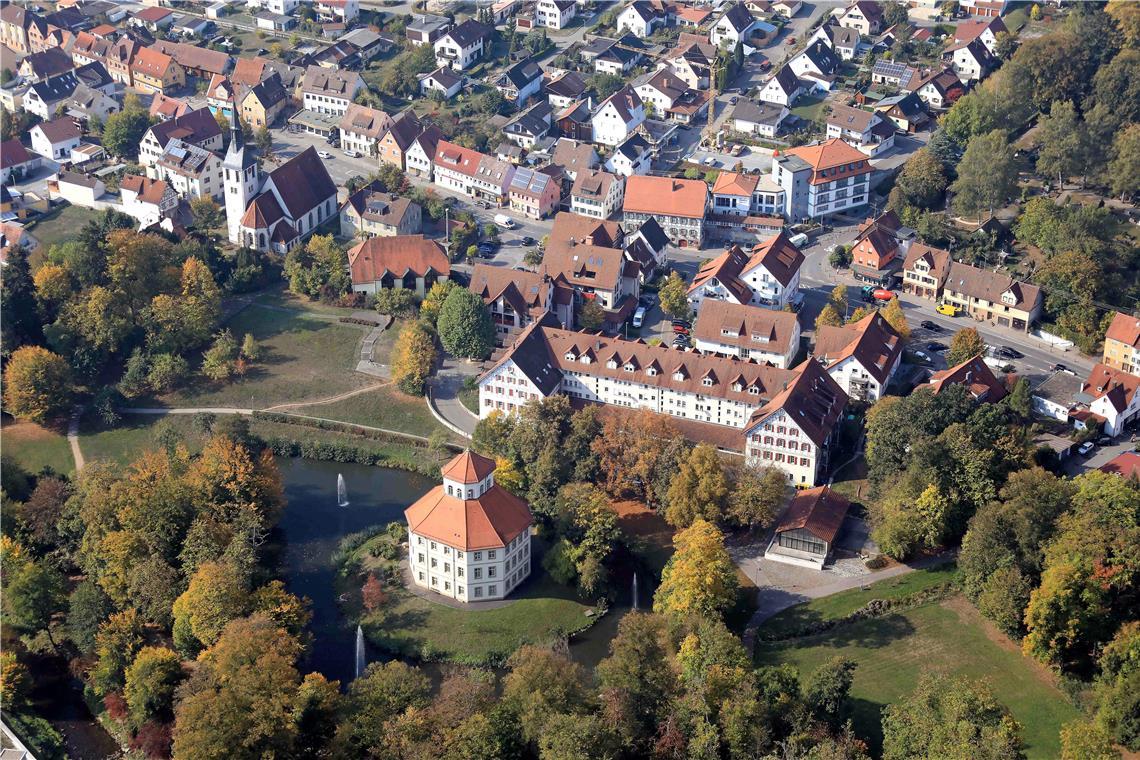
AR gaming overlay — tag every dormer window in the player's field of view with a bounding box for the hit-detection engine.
[580,355,591,364]
[1001,291,1016,305]
[647,367,658,376]
[607,359,618,369]
[702,377,714,387]
[748,386,760,395]
[733,383,744,392]
[624,363,635,372]
[564,352,576,361]
[673,371,685,381]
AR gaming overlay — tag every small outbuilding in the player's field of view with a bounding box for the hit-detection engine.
[765,486,850,569]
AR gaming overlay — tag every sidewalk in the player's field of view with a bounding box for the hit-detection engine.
[427,357,482,438]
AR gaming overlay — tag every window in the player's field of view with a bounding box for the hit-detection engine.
[418,571,424,581]
[431,576,438,586]
[778,532,826,555]
[444,563,450,572]
[488,550,496,560]
[474,586,483,598]
[444,581,451,591]
[458,586,464,595]
[457,551,464,559]
[417,553,424,563]
[474,568,482,579]
[488,584,497,596]
[430,541,437,550]
[458,567,464,577]
[489,567,496,578]
[430,558,437,568]
[474,552,482,561]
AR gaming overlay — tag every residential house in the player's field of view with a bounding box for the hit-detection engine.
[788,39,842,90]
[104,38,139,86]
[623,216,669,277]
[147,137,224,200]
[617,1,668,37]
[807,19,860,60]
[120,174,178,226]
[544,70,588,110]
[912,67,964,110]
[470,263,573,345]
[929,354,1008,402]
[692,300,801,368]
[706,171,785,240]
[340,28,393,63]
[316,0,360,23]
[1099,451,1140,479]
[433,140,515,206]
[604,133,653,177]
[634,68,709,124]
[901,242,951,299]
[542,212,639,320]
[338,103,392,157]
[150,93,191,121]
[0,139,40,183]
[151,40,231,81]
[348,235,448,297]
[949,16,1007,57]
[947,38,997,82]
[18,47,74,81]
[848,210,911,285]
[134,6,175,32]
[874,92,930,132]
[825,104,895,157]
[224,128,339,253]
[758,65,805,107]
[662,37,718,89]
[731,99,789,137]
[46,169,106,206]
[239,73,288,129]
[29,117,82,161]
[205,74,239,120]
[536,0,576,29]
[710,171,760,218]
[64,83,119,122]
[1104,311,1140,375]
[23,65,112,119]
[837,1,883,35]
[941,261,1043,331]
[551,138,599,182]
[377,110,424,171]
[301,66,364,116]
[571,169,624,220]
[508,166,560,219]
[434,19,490,71]
[1081,365,1140,436]
[687,231,804,310]
[0,4,33,54]
[871,59,919,89]
[406,13,451,47]
[593,42,642,76]
[139,108,223,167]
[711,2,762,48]
[764,486,850,568]
[0,220,39,262]
[70,29,113,68]
[420,67,463,99]
[131,47,186,95]
[503,101,553,149]
[958,0,1010,18]
[405,451,534,603]
[771,138,873,221]
[591,85,645,146]
[339,183,422,239]
[494,57,543,107]
[812,312,903,402]
[405,125,442,179]
[624,174,706,247]
[555,99,593,142]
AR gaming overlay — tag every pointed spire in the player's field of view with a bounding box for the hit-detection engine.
[230,116,243,152]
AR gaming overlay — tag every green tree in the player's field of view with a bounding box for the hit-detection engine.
[91,608,144,696]
[577,299,605,331]
[883,1,909,27]
[172,561,249,652]
[334,661,431,755]
[947,327,985,366]
[437,288,494,360]
[2,346,73,424]
[1,246,42,354]
[665,443,730,528]
[293,673,342,759]
[727,465,786,531]
[102,107,154,159]
[190,197,225,234]
[658,271,692,320]
[284,235,348,300]
[374,287,418,318]
[201,329,239,382]
[950,130,1017,218]
[67,580,113,654]
[503,646,590,744]
[889,148,947,212]
[1107,123,1140,199]
[391,321,437,395]
[3,558,66,640]
[654,520,738,621]
[881,673,1025,760]
[589,73,624,100]
[1035,101,1087,185]
[595,613,676,747]
[1060,719,1118,760]
[806,657,858,730]
[976,565,1033,637]
[124,647,184,727]
[254,126,273,158]
[538,713,618,760]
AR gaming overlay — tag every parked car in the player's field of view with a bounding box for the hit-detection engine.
[729,96,739,105]
[996,345,1024,359]
[1097,436,1114,446]
[920,320,942,332]
[494,213,516,229]
[639,294,656,309]
[671,318,691,329]
[520,236,535,246]
[1078,441,1096,456]
[343,149,361,158]
[317,150,332,160]
[631,307,647,329]
[936,302,960,316]
[673,335,691,347]
[927,341,948,352]
[673,324,690,335]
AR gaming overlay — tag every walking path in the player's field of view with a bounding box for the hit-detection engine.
[426,357,484,438]
[67,406,85,472]
[263,381,389,412]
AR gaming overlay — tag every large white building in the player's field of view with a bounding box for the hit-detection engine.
[771,138,872,221]
[433,140,516,206]
[692,300,801,369]
[811,312,904,403]
[147,137,224,201]
[687,231,804,311]
[478,319,846,485]
[590,85,645,147]
[405,451,534,603]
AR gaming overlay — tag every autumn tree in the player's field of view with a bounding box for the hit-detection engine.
[947,327,985,366]
[285,235,349,300]
[419,279,458,325]
[91,609,144,696]
[172,561,249,654]
[728,465,787,531]
[578,298,606,331]
[658,270,692,320]
[146,257,222,354]
[888,148,948,212]
[361,575,386,611]
[654,520,738,621]
[881,297,910,339]
[503,646,590,744]
[1036,101,1087,185]
[391,321,437,395]
[2,346,73,423]
[333,660,431,755]
[437,287,495,360]
[815,303,843,330]
[665,443,730,528]
[124,647,184,728]
[950,129,1017,219]
[190,197,225,234]
[102,104,153,159]
[1107,123,1140,199]
[592,409,684,503]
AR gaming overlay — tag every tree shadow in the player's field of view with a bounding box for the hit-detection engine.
[846,696,887,757]
[815,613,917,650]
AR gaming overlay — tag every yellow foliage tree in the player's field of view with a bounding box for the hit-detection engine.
[665,443,729,528]
[653,519,738,621]
[172,561,249,651]
[881,297,910,339]
[815,303,843,331]
[2,345,73,424]
[391,322,437,396]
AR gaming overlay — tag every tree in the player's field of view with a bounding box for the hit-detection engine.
[728,465,786,531]
[391,322,437,396]
[361,575,386,612]
[102,107,153,159]
[538,713,618,760]
[284,235,349,301]
[503,646,590,744]
[14,476,71,549]
[888,148,948,212]
[950,130,1017,218]
[190,197,225,234]
[240,333,261,362]
[2,346,73,423]
[124,647,183,728]
[293,673,342,759]
[2,246,42,354]
[91,609,144,696]
[254,126,273,157]
[882,2,909,28]
[1036,101,1086,185]
[881,674,1025,760]
[665,443,730,527]
[590,73,624,100]
[806,657,858,730]
[3,557,66,640]
[420,280,458,325]
[201,329,239,382]
[334,660,431,755]
[654,520,738,621]
[437,288,494,360]
[577,299,605,331]
[882,297,910,339]
[993,30,1018,60]
[658,271,691,320]
[172,561,249,652]
[829,245,852,269]
[1107,1,1140,47]
[947,327,985,366]
[596,613,676,747]
[1060,719,1118,760]
[67,580,113,654]
[374,287,418,318]
[1107,123,1140,199]
[815,303,843,331]
[830,284,849,315]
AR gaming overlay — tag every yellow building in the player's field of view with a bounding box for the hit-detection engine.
[130,47,186,95]
[1104,311,1140,375]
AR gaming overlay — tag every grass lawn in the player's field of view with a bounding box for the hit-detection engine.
[459,385,480,415]
[25,204,101,264]
[158,304,370,409]
[790,95,828,123]
[361,567,598,666]
[79,415,204,467]
[288,384,450,440]
[2,420,74,477]
[1004,7,1028,32]
[251,418,448,473]
[757,594,1078,759]
[759,562,959,640]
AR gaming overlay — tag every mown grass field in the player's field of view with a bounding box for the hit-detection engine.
[287,384,450,440]
[26,204,101,262]
[2,420,74,477]
[79,414,204,467]
[757,590,1078,759]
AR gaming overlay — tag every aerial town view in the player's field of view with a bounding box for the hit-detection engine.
[1,0,1139,757]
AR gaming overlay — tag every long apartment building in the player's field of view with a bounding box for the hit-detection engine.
[478,317,847,485]
[433,140,516,206]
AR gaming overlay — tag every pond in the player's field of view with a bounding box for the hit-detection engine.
[275,457,634,685]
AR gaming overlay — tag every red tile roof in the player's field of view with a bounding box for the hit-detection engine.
[347,234,449,284]
[929,354,1007,402]
[404,480,532,551]
[1083,364,1140,414]
[1100,451,1140,480]
[779,138,872,185]
[441,450,496,484]
[624,175,707,219]
[1106,311,1140,350]
[775,486,850,544]
[813,312,903,385]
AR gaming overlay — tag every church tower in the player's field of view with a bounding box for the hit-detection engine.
[222,119,260,246]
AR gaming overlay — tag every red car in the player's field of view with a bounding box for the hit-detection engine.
[673,324,690,335]
[872,288,896,302]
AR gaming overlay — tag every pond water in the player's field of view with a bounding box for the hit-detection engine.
[275,457,633,685]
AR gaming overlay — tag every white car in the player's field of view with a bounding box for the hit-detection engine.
[1078,441,1095,456]
[317,150,332,160]
[631,306,646,329]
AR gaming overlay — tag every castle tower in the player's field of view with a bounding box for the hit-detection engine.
[222,119,260,246]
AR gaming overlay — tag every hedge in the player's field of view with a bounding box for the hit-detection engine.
[252,410,462,452]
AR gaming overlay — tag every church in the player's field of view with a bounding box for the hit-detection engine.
[222,122,338,253]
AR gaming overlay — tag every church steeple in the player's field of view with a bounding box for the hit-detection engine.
[223,118,259,246]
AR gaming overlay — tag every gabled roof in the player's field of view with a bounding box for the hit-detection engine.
[767,64,802,96]
[827,103,878,133]
[611,133,652,162]
[692,300,799,355]
[902,242,951,285]
[949,16,1007,48]
[510,166,555,198]
[441,18,490,48]
[551,138,599,173]
[348,234,449,283]
[595,85,643,124]
[712,171,759,197]
[338,102,392,140]
[944,261,1041,311]
[1083,364,1140,414]
[929,354,1007,402]
[624,175,707,218]
[812,312,903,385]
[542,212,627,291]
[240,192,284,229]
[843,0,883,24]
[743,229,805,287]
[245,72,287,109]
[775,486,850,543]
[301,65,362,97]
[28,70,79,104]
[152,39,231,75]
[571,168,619,200]
[136,6,173,22]
[20,47,74,79]
[718,2,756,34]
[1106,311,1140,350]
[232,56,269,86]
[131,46,177,79]
[747,357,847,445]
[731,98,787,126]
[798,39,840,75]
[623,0,666,24]
[544,70,587,99]
[33,116,81,144]
[424,65,461,89]
[1100,451,1140,480]
[630,216,669,253]
[0,140,33,169]
[501,57,542,90]
[148,107,221,150]
[265,146,337,219]
[820,19,860,49]
[777,138,872,184]
[382,109,423,151]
